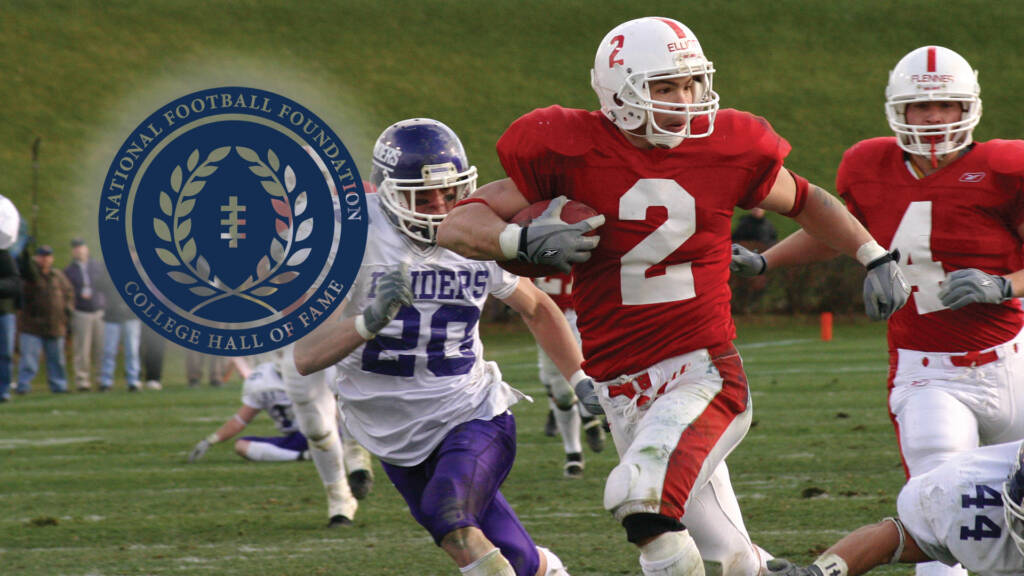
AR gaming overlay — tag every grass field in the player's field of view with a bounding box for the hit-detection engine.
[1,315,917,576]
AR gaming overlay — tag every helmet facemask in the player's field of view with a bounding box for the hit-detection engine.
[885,97,981,164]
[1004,443,1024,559]
[620,65,719,149]
[378,162,477,245]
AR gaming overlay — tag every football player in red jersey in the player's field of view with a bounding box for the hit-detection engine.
[438,16,909,576]
[733,46,1024,576]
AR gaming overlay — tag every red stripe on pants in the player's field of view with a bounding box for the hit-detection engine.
[886,348,911,479]
[660,344,749,519]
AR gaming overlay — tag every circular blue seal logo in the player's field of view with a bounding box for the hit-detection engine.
[99,87,367,355]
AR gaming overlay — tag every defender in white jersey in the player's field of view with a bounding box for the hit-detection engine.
[767,441,1024,576]
[295,119,579,576]
[187,362,311,463]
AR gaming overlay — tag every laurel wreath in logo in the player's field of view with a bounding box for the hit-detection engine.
[152,146,314,314]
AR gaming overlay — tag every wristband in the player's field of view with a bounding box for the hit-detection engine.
[205,433,220,444]
[354,314,375,340]
[856,240,888,267]
[498,223,522,260]
[884,517,906,564]
[569,370,588,386]
[812,553,848,576]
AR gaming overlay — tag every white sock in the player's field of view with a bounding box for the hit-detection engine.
[459,548,515,576]
[243,441,304,462]
[341,423,373,474]
[640,531,704,576]
[308,429,344,485]
[325,478,357,520]
[552,401,582,454]
[537,546,569,576]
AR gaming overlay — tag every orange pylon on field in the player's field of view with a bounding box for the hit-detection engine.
[820,312,833,342]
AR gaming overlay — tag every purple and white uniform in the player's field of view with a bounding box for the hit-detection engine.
[334,195,540,575]
[898,441,1024,575]
[240,362,307,452]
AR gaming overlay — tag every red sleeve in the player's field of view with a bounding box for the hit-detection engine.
[836,145,869,224]
[496,106,592,204]
[730,112,791,209]
[988,140,1024,231]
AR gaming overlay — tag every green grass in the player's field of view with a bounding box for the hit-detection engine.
[0,316,918,575]
[3,1,1024,261]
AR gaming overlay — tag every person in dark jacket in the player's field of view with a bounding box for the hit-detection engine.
[63,237,106,391]
[0,248,22,402]
[17,245,73,394]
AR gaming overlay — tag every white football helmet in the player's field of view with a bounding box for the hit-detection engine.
[885,46,981,161]
[370,118,477,245]
[1003,443,1024,558]
[591,17,719,149]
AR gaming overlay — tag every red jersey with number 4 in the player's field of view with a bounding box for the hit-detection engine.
[534,272,573,311]
[838,137,1024,352]
[498,106,789,380]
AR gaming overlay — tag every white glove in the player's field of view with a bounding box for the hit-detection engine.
[517,196,605,273]
[188,439,212,463]
[363,263,414,334]
[730,243,766,276]
[938,268,1012,310]
[863,250,910,320]
[573,377,603,415]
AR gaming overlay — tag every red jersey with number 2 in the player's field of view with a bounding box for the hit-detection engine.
[838,138,1024,352]
[498,106,789,380]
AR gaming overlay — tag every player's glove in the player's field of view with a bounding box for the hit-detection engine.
[573,376,603,416]
[938,268,1013,310]
[730,243,767,276]
[188,439,211,463]
[766,559,822,576]
[517,196,605,273]
[863,250,910,321]
[362,263,414,335]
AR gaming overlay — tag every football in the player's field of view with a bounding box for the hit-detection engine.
[498,198,600,278]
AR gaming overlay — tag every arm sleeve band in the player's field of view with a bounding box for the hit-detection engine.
[782,169,810,217]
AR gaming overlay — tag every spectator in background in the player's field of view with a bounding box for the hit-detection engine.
[63,237,106,392]
[0,248,21,402]
[732,207,778,246]
[17,244,73,394]
[94,265,142,392]
[139,324,165,390]
[186,350,228,388]
[0,196,22,403]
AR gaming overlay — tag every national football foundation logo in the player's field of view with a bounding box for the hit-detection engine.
[99,87,367,355]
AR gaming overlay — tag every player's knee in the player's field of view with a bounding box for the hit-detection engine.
[604,462,641,516]
[307,427,338,451]
[233,440,249,459]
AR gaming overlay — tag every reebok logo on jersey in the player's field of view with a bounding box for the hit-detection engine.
[542,249,560,257]
[959,172,986,183]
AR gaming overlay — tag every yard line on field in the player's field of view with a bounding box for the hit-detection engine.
[746,365,886,375]
[736,338,814,349]
[0,437,104,449]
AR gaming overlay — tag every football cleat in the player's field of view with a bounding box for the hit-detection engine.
[348,469,374,500]
[327,514,352,528]
[583,416,606,453]
[564,452,584,479]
